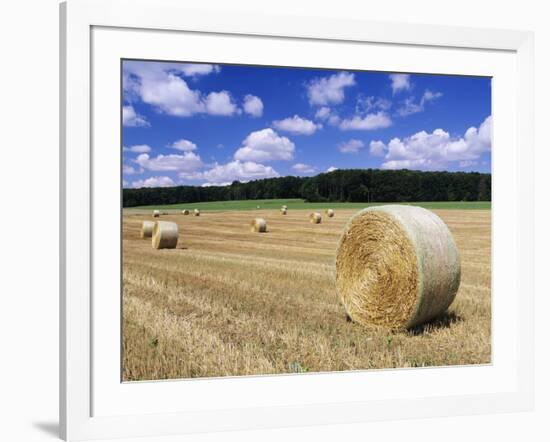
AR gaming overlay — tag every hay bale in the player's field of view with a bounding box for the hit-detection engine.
[335,205,461,329]
[309,212,322,224]
[152,221,178,249]
[326,208,335,217]
[194,209,200,216]
[140,221,155,238]
[182,209,190,215]
[152,210,160,218]
[281,208,287,215]
[250,217,267,233]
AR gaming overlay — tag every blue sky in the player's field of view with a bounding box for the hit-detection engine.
[122,60,491,188]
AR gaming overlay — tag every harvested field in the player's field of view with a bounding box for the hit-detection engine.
[122,207,491,381]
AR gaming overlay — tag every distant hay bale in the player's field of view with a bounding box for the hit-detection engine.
[256,205,260,209]
[281,208,287,215]
[309,212,322,224]
[194,209,200,216]
[250,217,267,233]
[152,210,160,218]
[326,209,335,217]
[182,209,190,215]
[336,205,461,329]
[152,221,178,249]
[140,221,155,238]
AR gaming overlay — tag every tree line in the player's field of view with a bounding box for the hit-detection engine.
[122,169,491,207]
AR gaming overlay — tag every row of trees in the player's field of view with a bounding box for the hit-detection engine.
[122,169,491,207]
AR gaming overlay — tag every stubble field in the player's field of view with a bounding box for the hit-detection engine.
[122,207,491,381]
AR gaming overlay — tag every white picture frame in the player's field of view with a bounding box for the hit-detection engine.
[60,0,534,440]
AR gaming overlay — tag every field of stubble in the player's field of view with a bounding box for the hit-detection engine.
[122,208,491,381]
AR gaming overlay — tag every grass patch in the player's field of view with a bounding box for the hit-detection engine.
[126,198,490,212]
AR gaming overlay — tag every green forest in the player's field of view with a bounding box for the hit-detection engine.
[122,169,491,208]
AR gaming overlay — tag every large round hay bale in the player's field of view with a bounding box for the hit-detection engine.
[182,209,190,215]
[152,221,179,249]
[140,221,155,238]
[250,217,267,233]
[194,209,200,216]
[281,208,287,215]
[336,205,460,329]
[326,209,335,217]
[309,212,322,224]
[152,210,160,218]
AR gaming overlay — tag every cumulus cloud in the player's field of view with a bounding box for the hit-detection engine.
[326,166,338,173]
[169,139,197,151]
[204,91,239,116]
[369,140,386,156]
[397,89,443,117]
[389,74,411,94]
[138,72,205,116]
[177,63,221,77]
[185,160,279,184]
[307,72,355,106]
[292,163,317,174]
[123,61,243,118]
[234,128,295,162]
[315,107,331,120]
[243,94,264,117]
[339,112,392,131]
[123,144,151,153]
[131,176,176,188]
[201,182,232,187]
[338,139,365,153]
[273,115,321,135]
[370,116,492,170]
[122,105,149,127]
[135,152,203,172]
[123,164,141,175]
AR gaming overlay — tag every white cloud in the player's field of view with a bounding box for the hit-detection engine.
[123,144,151,153]
[123,61,239,117]
[291,163,317,174]
[201,182,232,187]
[131,176,176,188]
[135,152,203,172]
[139,72,205,116]
[234,128,295,162]
[198,160,279,184]
[397,90,443,116]
[315,107,331,120]
[243,94,264,117]
[177,64,220,77]
[122,105,149,127]
[372,116,492,170]
[369,140,386,157]
[204,91,239,116]
[339,112,392,131]
[338,139,365,153]
[326,166,338,173]
[123,164,140,175]
[273,115,321,135]
[170,139,197,151]
[356,96,392,113]
[389,74,411,94]
[124,61,219,80]
[307,72,355,106]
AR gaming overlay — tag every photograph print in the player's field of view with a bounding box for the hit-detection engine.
[121,59,491,381]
